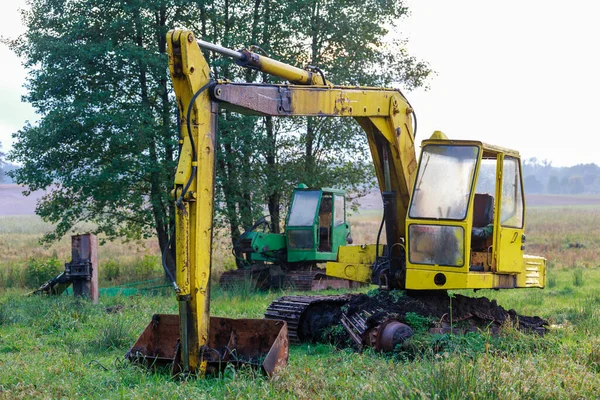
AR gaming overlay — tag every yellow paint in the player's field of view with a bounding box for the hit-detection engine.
[516,255,546,288]
[326,262,373,283]
[429,130,448,140]
[336,244,383,263]
[405,269,501,290]
[401,140,545,290]
[256,56,329,85]
[168,29,216,374]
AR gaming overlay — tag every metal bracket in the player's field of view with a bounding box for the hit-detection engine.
[65,261,93,280]
[278,87,292,114]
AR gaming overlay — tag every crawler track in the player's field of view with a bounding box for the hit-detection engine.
[219,268,363,291]
[265,290,548,350]
[265,295,350,343]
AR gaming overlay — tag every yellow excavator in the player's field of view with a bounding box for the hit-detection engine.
[127,29,546,376]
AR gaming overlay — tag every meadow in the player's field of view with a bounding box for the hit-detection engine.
[1,202,600,398]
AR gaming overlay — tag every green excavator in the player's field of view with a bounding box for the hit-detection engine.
[220,184,361,291]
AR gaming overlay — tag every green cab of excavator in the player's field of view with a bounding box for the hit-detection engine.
[404,138,546,290]
[234,184,351,266]
[286,184,351,263]
[222,184,355,290]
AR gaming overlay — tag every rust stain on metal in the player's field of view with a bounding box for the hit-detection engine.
[126,314,288,377]
[334,94,351,115]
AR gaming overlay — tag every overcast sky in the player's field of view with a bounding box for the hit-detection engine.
[1,0,598,167]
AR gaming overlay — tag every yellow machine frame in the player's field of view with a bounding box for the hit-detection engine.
[165,29,545,373]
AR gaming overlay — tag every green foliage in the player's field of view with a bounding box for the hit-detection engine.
[3,271,600,399]
[389,290,405,302]
[94,315,134,350]
[102,259,120,281]
[133,255,160,280]
[216,276,258,302]
[5,0,189,252]
[403,312,432,334]
[0,266,23,289]
[5,0,431,251]
[24,257,62,287]
[589,340,600,373]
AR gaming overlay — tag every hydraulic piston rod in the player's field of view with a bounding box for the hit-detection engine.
[196,39,243,60]
[196,39,329,86]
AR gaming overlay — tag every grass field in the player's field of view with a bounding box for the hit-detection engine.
[1,202,600,398]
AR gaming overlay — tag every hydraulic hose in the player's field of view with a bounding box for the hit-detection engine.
[162,226,179,292]
[176,81,212,206]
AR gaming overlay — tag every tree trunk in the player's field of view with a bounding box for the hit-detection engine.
[135,8,175,278]
[305,118,315,179]
[261,0,281,233]
[304,0,321,180]
[265,115,281,233]
[154,6,177,276]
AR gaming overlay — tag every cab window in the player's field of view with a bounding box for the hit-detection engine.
[500,157,524,228]
[288,190,320,226]
[409,145,479,220]
[334,195,345,226]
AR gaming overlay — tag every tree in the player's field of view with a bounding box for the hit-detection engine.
[213,0,432,238]
[5,0,209,274]
[568,176,585,194]
[7,0,431,266]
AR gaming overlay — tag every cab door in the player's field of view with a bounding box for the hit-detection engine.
[330,194,348,252]
[494,156,525,273]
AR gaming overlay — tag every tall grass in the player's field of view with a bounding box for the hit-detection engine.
[2,278,600,399]
[572,268,584,286]
[1,202,600,397]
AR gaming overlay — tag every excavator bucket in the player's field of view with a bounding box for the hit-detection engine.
[126,314,288,377]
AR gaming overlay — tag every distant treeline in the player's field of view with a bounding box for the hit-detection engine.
[523,158,600,194]
[4,158,599,195]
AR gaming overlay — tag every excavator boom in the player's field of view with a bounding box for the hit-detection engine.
[127,30,289,376]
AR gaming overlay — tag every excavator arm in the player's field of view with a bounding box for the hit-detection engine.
[168,30,217,373]
[212,82,418,223]
[163,29,420,372]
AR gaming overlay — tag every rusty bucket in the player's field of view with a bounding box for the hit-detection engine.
[126,314,288,377]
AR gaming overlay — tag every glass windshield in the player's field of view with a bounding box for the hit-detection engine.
[409,224,465,267]
[288,190,320,226]
[409,145,479,220]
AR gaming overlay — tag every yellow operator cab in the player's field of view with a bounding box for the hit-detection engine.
[404,137,545,290]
